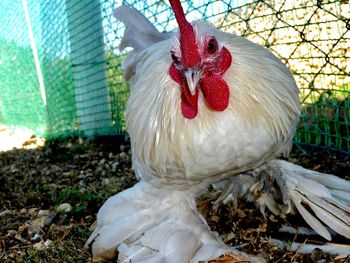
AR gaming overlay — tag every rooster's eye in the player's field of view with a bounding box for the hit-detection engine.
[207,38,218,54]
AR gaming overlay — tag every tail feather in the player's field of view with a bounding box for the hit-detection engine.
[271,239,350,255]
[114,5,168,51]
[305,195,350,238]
[331,189,350,203]
[214,160,350,242]
[298,169,350,191]
[291,192,332,240]
[114,5,169,82]
[314,196,350,224]
[271,160,350,240]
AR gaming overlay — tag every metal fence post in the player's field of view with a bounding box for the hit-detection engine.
[66,0,113,137]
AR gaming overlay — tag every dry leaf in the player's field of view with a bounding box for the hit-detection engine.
[206,253,252,263]
[92,246,118,262]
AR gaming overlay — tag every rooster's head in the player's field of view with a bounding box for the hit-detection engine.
[169,0,232,119]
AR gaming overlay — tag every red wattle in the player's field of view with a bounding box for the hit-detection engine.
[181,93,198,119]
[200,74,230,112]
[181,79,199,119]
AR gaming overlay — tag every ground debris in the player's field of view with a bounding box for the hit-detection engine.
[0,135,348,262]
[56,203,73,213]
[0,134,134,262]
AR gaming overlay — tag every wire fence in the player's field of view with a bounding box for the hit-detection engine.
[0,0,349,152]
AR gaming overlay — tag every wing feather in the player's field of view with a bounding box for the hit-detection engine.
[291,192,332,240]
[304,195,350,238]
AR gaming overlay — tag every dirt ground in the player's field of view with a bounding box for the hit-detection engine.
[0,133,349,262]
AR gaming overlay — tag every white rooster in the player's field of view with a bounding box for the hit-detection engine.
[86,1,350,262]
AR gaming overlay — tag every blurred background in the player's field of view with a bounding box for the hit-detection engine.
[0,0,349,153]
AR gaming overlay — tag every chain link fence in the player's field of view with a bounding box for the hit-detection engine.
[0,0,349,152]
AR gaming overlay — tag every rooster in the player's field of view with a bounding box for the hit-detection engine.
[86,1,350,262]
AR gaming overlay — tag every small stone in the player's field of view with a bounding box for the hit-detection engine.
[20,208,27,214]
[37,210,50,217]
[44,239,53,248]
[120,145,125,152]
[78,180,86,188]
[102,178,110,185]
[95,166,103,173]
[111,161,119,172]
[33,241,46,251]
[63,170,75,177]
[7,230,16,237]
[0,209,12,217]
[311,248,324,261]
[28,208,39,217]
[56,203,73,213]
[119,152,127,161]
[31,233,42,242]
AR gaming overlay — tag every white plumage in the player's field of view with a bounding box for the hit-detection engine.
[125,20,299,187]
[215,160,350,241]
[86,3,350,262]
[87,181,264,262]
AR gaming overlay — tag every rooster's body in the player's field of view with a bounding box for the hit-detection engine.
[127,19,299,188]
[86,2,350,262]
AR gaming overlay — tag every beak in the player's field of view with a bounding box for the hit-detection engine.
[184,68,202,96]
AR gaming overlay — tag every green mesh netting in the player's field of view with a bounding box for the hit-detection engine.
[40,1,78,137]
[0,0,46,134]
[0,0,349,152]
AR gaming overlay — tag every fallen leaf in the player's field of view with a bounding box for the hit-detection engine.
[92,246,118,262]
[206,253,252,263]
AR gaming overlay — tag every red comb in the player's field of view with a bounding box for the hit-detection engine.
[169,0,201,68]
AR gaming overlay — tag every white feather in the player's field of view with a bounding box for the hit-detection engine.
[89,2,350,261]
[113,5,169,82]
[304,196,350,238]
[86,182,260,262]
[252,160,350,240]
[308,195,350,225]
[297,169,350,191]
[113,5,168,51]
[331,189,350,203]
[271,239,350,255]
[291,192,332,240]
[216,160,350,242]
